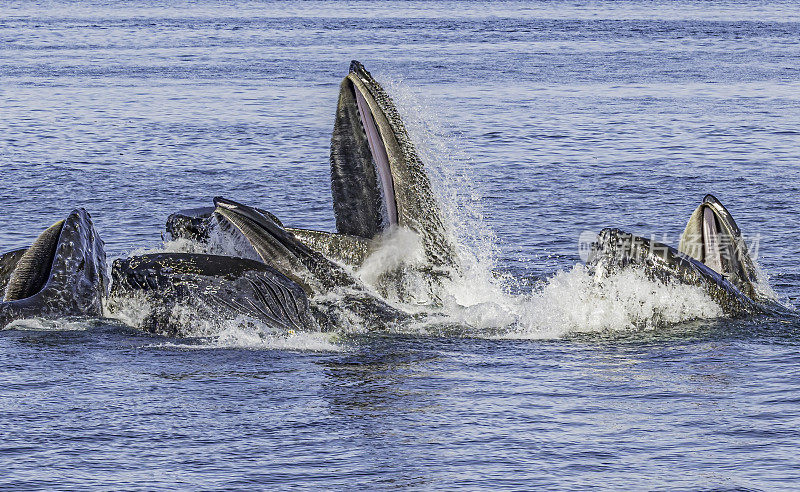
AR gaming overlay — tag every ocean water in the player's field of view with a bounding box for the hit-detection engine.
[2,1,800,489]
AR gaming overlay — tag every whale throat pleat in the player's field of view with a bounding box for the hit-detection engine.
[4,220,65,302]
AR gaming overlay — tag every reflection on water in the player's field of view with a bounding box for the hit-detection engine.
[322,338,445,417]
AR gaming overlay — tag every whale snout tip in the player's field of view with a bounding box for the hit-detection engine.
[349,60,365,74]
[213,196,238,210]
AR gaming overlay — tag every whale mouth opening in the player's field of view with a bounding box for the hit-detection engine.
[350,78,399,228]
[701,205,725,273]
[679,194,743,276]
[677,194,761,300]
[331,61,401,239]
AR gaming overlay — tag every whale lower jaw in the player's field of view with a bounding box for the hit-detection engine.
[108,253,319,337]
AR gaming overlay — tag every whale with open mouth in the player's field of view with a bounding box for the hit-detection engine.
[164,61,457,297]
[0,209,107,328]
[109,197,406,336]
[587,194,769,316]
[676,194,760,300]
[329,61,456,272]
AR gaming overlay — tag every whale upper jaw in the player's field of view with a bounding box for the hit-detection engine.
[0,208,107,327]
[331,62,398,239]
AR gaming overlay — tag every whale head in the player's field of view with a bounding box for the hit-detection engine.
[331,60,456,273]
[678,194,759,299]
[0,209,107,326]
[212,197,355,295]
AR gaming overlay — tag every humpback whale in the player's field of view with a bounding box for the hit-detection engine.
[587,195,766,316]
[208,197,405,328]
[329,61,456,272]
[0,209,107,328]
[164,61,457,288]
[109,197,406,335]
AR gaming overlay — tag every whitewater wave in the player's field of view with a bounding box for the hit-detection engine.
[2,317,95,331]
[350,228,726,339]
[148,323,343,352]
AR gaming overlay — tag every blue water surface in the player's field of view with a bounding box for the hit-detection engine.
[1,1,800,490]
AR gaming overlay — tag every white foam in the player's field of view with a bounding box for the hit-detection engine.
[358,227,426,282]
[378,74,730,338]
[426,232,727,338]
[149,320,343,352]
[2,317,92,331]
[363,237,726,339]
[505,265,725,338]
[102,290,155,329]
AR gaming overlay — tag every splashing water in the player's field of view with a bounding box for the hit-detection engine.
[383,76,501,282]
[355,226,436,308]
[374,73,735,338]
[149,320,343,352]
[752,261,781,303]
[103,71,772,342]
[501,266,725,338]
[2,317,96,331]
[351,226,726,338]
[103,290,159,332]
[358,227,426,285]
